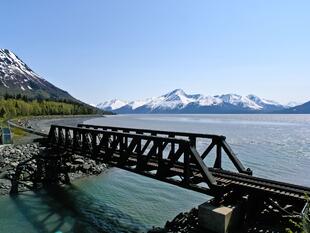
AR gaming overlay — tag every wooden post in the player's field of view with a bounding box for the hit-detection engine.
[183,144,191,186]
[214,139,222,169]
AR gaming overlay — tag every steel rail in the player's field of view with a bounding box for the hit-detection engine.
[48,124,310,205]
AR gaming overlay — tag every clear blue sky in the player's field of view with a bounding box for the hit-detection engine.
[1,0,310,104]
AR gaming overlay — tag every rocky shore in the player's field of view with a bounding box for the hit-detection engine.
[148,208,201,233]
[147,206,306,233]
[0,143,107,195]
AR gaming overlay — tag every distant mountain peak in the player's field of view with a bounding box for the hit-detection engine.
[280,101,310,114]
[164,88,186,97]
[285,101,301,108]
[97,99,128,110]
[216,93,241,101]
[246,94,282,106]
[97,89,288,114]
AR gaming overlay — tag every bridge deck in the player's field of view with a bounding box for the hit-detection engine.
[47,124,310,215]
[76,124,310,199]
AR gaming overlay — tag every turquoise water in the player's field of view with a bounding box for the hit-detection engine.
[0,114,310,232]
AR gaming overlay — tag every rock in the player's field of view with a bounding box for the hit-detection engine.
[3,158,10,164]
[0,171,9,179]
[82,164,91,171]
[146,208,200,233]
[10,162,19,168]
[74,158,85,164]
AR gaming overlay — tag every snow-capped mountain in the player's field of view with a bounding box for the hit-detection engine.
[279,101,310,114]
[97,99,128,111]
[97,89,286,114]
[285,101,301,108]
[0,48,76,101]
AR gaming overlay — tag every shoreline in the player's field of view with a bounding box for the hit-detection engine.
[10,114,103,144]
[0,142,108,196]
[27,114,103,133]
[0,115,108,196]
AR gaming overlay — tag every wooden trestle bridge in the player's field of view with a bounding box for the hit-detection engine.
[12,123,310,221]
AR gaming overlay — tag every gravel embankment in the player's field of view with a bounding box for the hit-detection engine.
[0,144,42,195]
[0,143,107,195]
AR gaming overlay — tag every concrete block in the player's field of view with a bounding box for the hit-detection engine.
[198,201,242,233]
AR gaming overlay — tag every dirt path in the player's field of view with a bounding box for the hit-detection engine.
[14,115,102,144]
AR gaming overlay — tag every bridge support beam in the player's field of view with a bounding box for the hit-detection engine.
[198,199,244,233]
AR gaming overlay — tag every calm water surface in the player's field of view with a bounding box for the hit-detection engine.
[0,114,309,232]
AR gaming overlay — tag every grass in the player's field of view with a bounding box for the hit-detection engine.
[11,127,28,139]
[0,118,8,128]
[0,117,29,143]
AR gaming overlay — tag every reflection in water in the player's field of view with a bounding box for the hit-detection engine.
[11,184,147,233]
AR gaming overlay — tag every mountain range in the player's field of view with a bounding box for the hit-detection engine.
[0,49,76,101]
[2,49,307,114]
[97,89,309,114]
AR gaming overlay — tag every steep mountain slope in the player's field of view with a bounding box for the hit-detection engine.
[97,89,286,114]
[0,49,77,101]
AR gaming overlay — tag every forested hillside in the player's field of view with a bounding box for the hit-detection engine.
[0,94,102,119]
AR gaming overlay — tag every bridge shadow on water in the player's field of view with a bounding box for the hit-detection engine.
[10,184,147,233]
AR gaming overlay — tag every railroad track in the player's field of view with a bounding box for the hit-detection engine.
[59,146,310,202]
[211,170,310,200]
[47,124,310,216]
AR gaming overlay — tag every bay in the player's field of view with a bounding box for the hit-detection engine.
[1,114,309,232]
